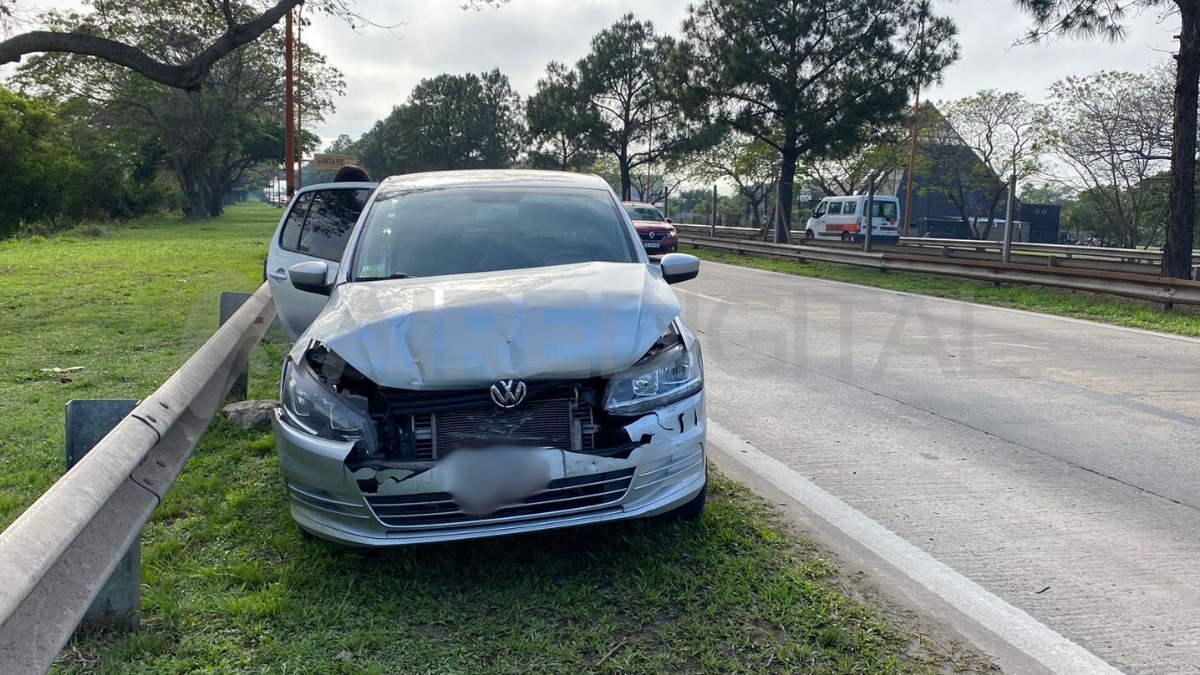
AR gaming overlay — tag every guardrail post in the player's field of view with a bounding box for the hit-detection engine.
[220,292,254,400]
[864,177,875,253]
[709,185,717,239]
[1001,173,1016,264]
[65,399,141,631]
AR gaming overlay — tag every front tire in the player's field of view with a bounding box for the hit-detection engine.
[805,229,815,241]
[664,483,707,521]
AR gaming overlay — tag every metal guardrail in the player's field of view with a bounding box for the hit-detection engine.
[680,236,1200,306]
[0,284,276,675]
[675,223,1200,279]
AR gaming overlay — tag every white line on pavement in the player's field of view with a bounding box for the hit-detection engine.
[707,420,1124,675]
[988,341,1052,351]
[674,288,739,306]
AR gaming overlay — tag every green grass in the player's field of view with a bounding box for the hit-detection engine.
[1,204,988,674]
[687,245,1200,338]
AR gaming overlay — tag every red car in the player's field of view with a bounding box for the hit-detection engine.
[623,201,678,254]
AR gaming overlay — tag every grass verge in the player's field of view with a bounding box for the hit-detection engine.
[686,245,1200,338]
[1,204,988,673]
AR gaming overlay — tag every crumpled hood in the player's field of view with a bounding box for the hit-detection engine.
[290,262,681,389]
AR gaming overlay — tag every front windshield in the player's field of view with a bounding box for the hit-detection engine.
[624,205,665,222]
[353,187,636,280]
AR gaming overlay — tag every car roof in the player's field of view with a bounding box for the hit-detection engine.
[622,201,659,208]
[375,169,612,194]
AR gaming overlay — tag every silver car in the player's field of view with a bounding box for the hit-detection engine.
[265,170,706,546]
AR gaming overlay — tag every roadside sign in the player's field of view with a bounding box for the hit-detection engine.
[313,153,359,170]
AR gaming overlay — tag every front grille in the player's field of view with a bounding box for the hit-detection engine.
[435,398,574,452]
[378,382,604,461]
[365,468,635,529]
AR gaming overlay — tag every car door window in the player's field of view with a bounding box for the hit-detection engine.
[279,192,315,251]
[289,189,371,262]
[843,201,857,216]
[813,201,827,217]
[827,202,843,216]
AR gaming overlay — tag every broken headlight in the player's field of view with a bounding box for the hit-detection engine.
[280,357,374,447]
[603,341,703,416]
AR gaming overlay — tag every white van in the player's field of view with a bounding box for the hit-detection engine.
[804,194,901,242]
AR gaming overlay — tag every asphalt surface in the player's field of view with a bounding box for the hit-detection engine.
[676,261,1200,675]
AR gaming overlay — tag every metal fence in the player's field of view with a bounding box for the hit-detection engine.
[679,234,1200,307]
[675,223,1200,282]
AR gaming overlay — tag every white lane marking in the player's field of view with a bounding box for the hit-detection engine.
[707,420,1123,675]
[988,341,1052,351]
[675,288,739,306]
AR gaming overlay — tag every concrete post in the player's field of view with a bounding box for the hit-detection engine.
[65,399,141,630]
[1001,174,1017,264]
[220,292,252,400]
[709,185,717,238]
[864,177,876,253]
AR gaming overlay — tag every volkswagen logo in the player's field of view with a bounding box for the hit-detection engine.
[489,379,527,409]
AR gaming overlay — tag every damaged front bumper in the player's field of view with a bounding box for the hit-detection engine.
[272,391,706,546]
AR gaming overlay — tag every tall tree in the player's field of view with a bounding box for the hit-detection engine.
[692,134,779,228]
[577,14,711,199]
[1041,70,1172,247]
[0,0,503,91]
[351,70,524,178]
[526,62,601,171]
[17,0,342,218]
[1015,0,1196,276]
[800,127,910,198]
[668,0,958,242]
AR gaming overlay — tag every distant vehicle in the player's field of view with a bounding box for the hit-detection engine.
[805,194,901,242]
[623,201,678,254]
[267,170,706,546]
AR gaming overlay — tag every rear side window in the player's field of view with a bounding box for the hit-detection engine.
[827,202,843,215]
[843,201,857,215]
[279,192,315,251]
[280,188,370,261]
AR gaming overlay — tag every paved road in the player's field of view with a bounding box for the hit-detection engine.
[677,261,1200,675]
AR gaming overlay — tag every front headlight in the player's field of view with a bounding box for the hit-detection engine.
[280,357,375,447]
[604,341,703,416]
[668,227,677,237]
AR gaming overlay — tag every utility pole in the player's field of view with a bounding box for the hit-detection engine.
[284,9,295,199]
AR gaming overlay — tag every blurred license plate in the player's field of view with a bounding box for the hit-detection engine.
[440,447,564,516]
[644,242,660,250]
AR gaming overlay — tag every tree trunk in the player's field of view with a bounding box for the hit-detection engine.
[1164,0,1200,279]
[776,139,799,244]
[618,149,632,200]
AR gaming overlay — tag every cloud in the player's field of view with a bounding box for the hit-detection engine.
[302,0,1178,148]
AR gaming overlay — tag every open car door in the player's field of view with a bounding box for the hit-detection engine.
[265,182,376,342]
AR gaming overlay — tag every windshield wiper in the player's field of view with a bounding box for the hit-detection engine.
[357,272,412,282]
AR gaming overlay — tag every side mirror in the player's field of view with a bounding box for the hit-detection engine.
[660,253,700,284]
[664,217,673,224]
[289,260,332,296]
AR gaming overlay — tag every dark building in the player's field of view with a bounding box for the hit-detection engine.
[1020,203,1062,244]
[890,103,1061,241]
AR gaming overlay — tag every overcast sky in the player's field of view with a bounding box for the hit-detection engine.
[0,0,1180,146]
[299,0,1180,146]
